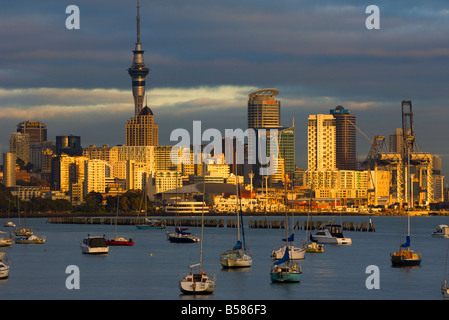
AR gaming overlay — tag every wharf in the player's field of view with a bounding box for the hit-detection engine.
[46,216,375,231]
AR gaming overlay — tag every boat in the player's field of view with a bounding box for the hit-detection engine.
[179,176,215,294]
[303,212,324,252]
[304,237,324,253]
[106,236,134,246]
[3,221,15,228]
[390,145,422,267]
[14,228,33,237]
[135,188,166,229]
[136,218,166,230]
[0,232,14,247]
[442,280,449,299]
[220,179,252,268]
[271,233,305,260]
[179,265,216,294]
[167,227,200,243]
[0,252,10,279]
[310,223,352,245]
[80,235,109,254]
[270,211,302,283]
[106,195,134,246]
[432,225,449,238]
[14,234,46,244]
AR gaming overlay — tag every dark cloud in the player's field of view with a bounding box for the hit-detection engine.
[0,0,448,171]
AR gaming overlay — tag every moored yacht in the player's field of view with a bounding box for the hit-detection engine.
[0,252,9,279]
[310,224,352,245]
[80,235,109,254]
[432,225,449,238]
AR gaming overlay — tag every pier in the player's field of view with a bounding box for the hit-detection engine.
[46,217,375,231]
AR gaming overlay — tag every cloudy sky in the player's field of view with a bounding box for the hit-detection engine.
[0,0,448,172]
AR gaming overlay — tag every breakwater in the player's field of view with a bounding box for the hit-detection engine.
[46,216,375,231]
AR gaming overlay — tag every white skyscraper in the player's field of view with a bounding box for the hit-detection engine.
[307,114,336,171]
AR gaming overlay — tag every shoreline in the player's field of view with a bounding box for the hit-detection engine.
[0,209,446,219]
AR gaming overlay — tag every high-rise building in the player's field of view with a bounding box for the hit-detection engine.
[2,153,16,187]
[307,114,336,171]
[56,135,82,156]
[128,0,150,117]
[17,121,47,143]
[84,159,106,196]
[247,89,280,129]
[330,106,357,170]
[9,132,30,165]
[125,105,159,146]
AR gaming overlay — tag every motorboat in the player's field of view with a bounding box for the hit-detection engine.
[167,227,200,243]
[432,225,449,238]
[304,241,324,253]
[105,236,134,246]
[310,224,352,245]
[14,234,46,244]
[0,252,9,279]
[0,232,13,247]
[179,266,216,294]
[80,235,109,254]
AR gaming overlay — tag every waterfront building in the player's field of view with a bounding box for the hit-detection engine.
[330,106,357,170]
[155,145,182,172]
[17,121,47,143]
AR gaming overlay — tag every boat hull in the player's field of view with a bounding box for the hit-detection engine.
[80,244,109,254]
[310,235,352,245]
[271,245,305,260]
[304,242,324,253]
[167,232,200,243]
[14,236,46,244]
[390,250,421,267]
[270,270,301,283]
[106,240,134,246]
[220,250,252,268]
[179,273,216,294]
[0,266,9,279]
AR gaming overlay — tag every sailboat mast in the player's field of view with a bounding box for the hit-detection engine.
[199,177,206,273]
[236,176,240,242]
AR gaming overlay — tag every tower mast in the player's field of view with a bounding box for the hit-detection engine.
[128,0,150,116]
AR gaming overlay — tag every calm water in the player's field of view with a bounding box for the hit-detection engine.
[1,215,449,300]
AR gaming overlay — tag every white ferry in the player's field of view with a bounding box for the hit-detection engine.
[165,201,208,215]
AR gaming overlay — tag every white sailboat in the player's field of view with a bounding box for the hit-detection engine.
[220,178,252,268]
[303,212,324,253]
[179,179,216,294]
[0,231,13,247]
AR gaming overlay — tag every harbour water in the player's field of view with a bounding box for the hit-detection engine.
[1,215,449,300]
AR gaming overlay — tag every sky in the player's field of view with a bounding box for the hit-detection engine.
[0,0,448,173]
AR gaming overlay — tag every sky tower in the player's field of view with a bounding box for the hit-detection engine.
[128,0,150,116]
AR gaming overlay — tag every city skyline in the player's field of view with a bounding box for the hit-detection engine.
[0,1,448,173]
